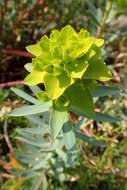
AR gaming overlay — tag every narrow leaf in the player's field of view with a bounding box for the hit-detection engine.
[25,115,45,126]
[70,105,119,123]
[94,112,120,123]
[11,87,39,104]
[8,102,52,116]
[50,108,68,140]
[75,130,106,147]
[63,122,76,150]
[32,153,52,170]
[29,85,41,95]
[16,126,49,135]
[91,86,120,97]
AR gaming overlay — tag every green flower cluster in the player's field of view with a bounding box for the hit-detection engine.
[24,25,112,117]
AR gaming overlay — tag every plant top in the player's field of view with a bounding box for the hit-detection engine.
[24,25,112,117]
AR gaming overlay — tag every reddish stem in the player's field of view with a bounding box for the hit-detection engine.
[0,0,8,39]
[1,48,34,58]
[0,80,24,88]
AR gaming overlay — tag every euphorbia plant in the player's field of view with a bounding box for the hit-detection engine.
[24,25,112,135]
[8,25,119,186]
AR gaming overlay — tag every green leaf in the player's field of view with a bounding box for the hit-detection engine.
[94,112,120,123]
[64,57,89,79]
[44,71,75,100]
[86,1,100,26]
[91,86,120,97]
[54,95,70,111]
[78,28,90,38]
[83,79,97,91]
[58,25,77,44]
[14,148,45,165]
[70,105,119,123]
[25,115,44,126]
[8,102,52,116]
[75,130,106,147]
[11,87,39,104]
[37,91,50,102]
[50,29,61,41]
[83,59,112,81]
[24,63,33,72]
[75,117,87,130]
[50,108,68,140]
[94,38,104,47]
[65,81,94,118]
[63,122,76,150]
[16,136,50,148]
[16,126,49,135]
[49,30,61,58]
[10,169,39,178]
[24,70,46,86]
[26,43,42,56]
[29,85,41,94]
[70,37,95,58]
[30,174,49,190]
[32,153,52,170]
[40,35,50,52]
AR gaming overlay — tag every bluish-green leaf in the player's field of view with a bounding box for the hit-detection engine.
[11,87,39,104]
[75,117,87,130]
[91,86,120,97]
[63,122,76,150]
[29,85,41,95]
[16,136,50,148]
[75,130,106,147]
[24,63,33,72]
[32,153,52,170]
[94,112,120,123]
[10,169,39,178]
[70,105,119,123]
[8,102,52,117]
[25,115,45,126]
[50,108,68,140]
[16,126,49,135]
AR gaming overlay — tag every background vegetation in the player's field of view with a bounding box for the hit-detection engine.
[0,0,127,189]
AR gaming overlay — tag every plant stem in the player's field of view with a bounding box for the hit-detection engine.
[96,1,112,38]
[0,80,24,88]
[1,48,34,58]
[4,118,13,153]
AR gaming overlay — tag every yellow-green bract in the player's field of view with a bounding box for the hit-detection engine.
[24,25,112,117]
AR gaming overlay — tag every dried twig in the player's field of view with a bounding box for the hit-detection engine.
[1,173,14,179]
[113,63,125,68]
[96,1,112,38]
[0,0,8,39]
[4,119,13,154]
[115,53,127,62]
[16,0,44,27]
[0,159,12,171]
[112,69,120,82]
